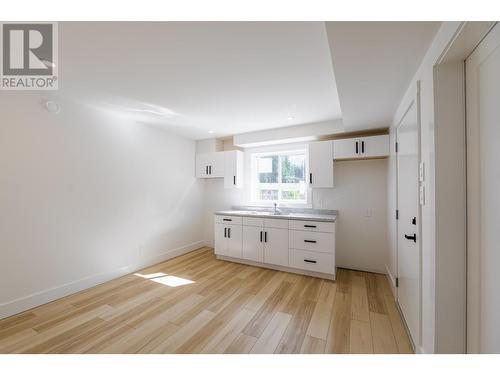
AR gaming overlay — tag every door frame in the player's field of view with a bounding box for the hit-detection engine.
[432,21,495,353]
[464,22,500,354]
[394,81,422,350]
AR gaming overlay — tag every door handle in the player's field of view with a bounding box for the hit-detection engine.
[228,227,231,238]
[264,231,267,243]
[309,173,312,184]
[304,259,317,264]
[209,165,212,175]
[355,141,359,154]
[404,234,416,243]
[361,141,365,154]
[224,227,227,238]
[304,240,317,243]
[206,166,208,175]
[234,175,236,185]
[260,231,263,242]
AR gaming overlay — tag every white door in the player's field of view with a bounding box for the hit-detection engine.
[396,96,420,345]
[466,24,500,353]
[226,224,242,258]
[333,138,359,160]
[214,223,227,256]
[359,135,390,158]
[264,227,289,267]
[242,226,264,262]
[309,141,334,188]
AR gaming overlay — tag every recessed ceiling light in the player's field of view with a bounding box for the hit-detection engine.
[287,116,295,120]
[208,130,214,134]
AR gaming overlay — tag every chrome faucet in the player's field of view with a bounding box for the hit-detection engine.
[273,202,281,215]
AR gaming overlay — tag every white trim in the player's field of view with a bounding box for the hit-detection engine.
[0,241,205,320]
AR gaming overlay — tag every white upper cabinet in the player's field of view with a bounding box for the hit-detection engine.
[332,138,358,160]
[196,152,223,178]
[333,134,389,160]
[196,150,244,188]
[360,135,389,158]
[224,150,244,189]
[308,140,334,188]
[195,153,211,178]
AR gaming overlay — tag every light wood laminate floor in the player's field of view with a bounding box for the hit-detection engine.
[0,247,413,354]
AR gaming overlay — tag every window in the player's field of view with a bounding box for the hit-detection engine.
[251,149,307,204]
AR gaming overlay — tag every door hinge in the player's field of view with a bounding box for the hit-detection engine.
[396,210,399,220]
[395,277,399,288]
[395,142,399,153]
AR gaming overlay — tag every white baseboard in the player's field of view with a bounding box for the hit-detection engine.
[336,264,386,275]
[0,240,205,320]
[385,265,397,297]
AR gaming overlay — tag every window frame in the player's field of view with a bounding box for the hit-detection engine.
[249,147,310,207]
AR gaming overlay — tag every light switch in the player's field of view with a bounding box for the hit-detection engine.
[419,162,425,182]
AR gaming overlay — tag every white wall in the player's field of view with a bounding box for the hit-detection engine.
[388,22,465,354]
[0,93,205,319]
[202,140,389,274]
[313,160,389,273]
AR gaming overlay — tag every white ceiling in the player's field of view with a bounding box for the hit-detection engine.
[325,21,441,131]
[59,22,341,140]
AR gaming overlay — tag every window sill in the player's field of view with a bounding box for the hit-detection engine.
[247,202,313,209]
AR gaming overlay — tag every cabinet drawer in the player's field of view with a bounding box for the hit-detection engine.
[264,218,289,229]
[289,230,334,254]
[242,217,263,227]
[215,215,242,225]
[288,220,334,233]
[289,249,335,275]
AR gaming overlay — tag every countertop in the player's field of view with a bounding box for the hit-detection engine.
[214,210,337,222]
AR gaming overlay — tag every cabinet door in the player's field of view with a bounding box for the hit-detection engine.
[226,224,242,258]
[358,135,389,158]
[264,227,289,267]
[333,138,360,160]
[309,141,334,188]
[196,153,210,178]
[210,152,225,178]
[224,150,244,189]
[242,225,264,262]
[214,223,227,256]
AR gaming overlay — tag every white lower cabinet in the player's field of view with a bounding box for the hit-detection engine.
[242,224,288,266]
[263,227,289,267]
[289,249,335,275]
[215,214,336,279]
[242,226,264,262]
[214,222,242,258]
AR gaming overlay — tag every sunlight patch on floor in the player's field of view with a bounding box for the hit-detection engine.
[134,272,195,287]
